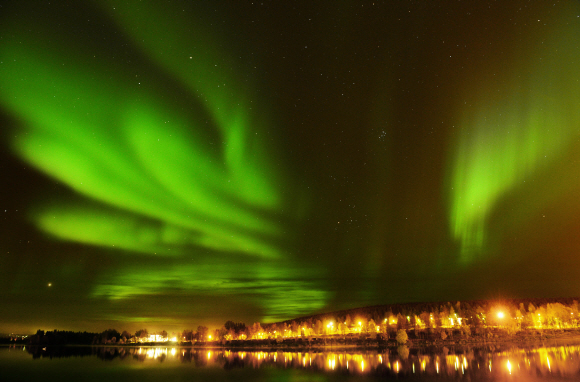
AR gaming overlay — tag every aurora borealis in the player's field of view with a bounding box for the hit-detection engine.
[1,1,580,333]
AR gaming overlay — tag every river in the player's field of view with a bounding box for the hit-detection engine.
[2,340,580,381]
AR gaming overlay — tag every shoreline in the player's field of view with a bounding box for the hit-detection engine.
[8,331,580,351]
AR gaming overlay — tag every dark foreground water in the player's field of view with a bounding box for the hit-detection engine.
[2,341,580,381]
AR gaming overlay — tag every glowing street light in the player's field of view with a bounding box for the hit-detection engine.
[497,312,505,319]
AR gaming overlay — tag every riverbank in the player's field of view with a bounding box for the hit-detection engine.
[188,328,580,350]
[7,328,580,350]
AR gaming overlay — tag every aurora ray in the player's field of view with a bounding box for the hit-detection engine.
[0,1,327,322]
[448,17,580,263]
[0,2,284,259]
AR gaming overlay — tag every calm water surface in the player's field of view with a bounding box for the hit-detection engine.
[2,341,580,381]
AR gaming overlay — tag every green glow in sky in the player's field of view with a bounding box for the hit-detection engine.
[448,20,580,263]
[0,1,326,323]
[92,261,328,322]
[2,1,580,333]
[0,29,282,259]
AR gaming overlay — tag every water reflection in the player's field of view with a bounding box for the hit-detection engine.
[18,343,580,379]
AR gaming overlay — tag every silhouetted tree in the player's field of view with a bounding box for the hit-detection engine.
[396,313,407,330]
[196,326,208,341]
[367,319,377,334]
[250,322,263,338]
[120,331,131,341]
[345,314,353,328]
[290,321,299,336]
[100,329,120,344]
[182,329,194,341]
[135,329,148,338]
[314,320,324,335]
[223,321,246,339]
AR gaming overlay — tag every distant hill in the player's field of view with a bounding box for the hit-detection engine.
[272,297,580,326]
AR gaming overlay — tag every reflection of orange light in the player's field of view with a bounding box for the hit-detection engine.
[121,348,580,375]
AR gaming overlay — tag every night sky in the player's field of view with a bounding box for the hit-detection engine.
[2,1,580,334]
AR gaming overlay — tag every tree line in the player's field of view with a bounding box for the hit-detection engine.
[26,298,580,345]
[210,298,580,340]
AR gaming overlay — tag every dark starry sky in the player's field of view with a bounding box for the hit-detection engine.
[1,1,580,333]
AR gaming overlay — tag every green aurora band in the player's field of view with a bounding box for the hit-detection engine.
[449,17,580,263]
[2,1,580,328]
[0,1,327,322]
